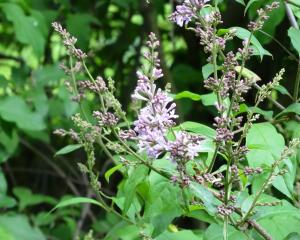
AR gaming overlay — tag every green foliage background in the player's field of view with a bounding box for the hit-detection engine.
[0,0,300,239]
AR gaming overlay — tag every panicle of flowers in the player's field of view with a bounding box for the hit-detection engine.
[54,128,79,142]
[130,33,178,158]
[71,113,101,143]
[93,111,119,127]
[255,68,285,104]
[248,2,280,31]
[168,131,204,162]
[169,0,210,27]
[52,22,87,59]
[78,76,107,94]
[126,33,204,161]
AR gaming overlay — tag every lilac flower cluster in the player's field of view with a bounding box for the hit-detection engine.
[122,33,204,161]
[169,0,210,27]
[52,22,87,59]
[93,111,119,127]
[248,2,280,31]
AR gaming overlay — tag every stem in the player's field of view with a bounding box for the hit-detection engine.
[82,60,107,113]
[224,216,229,240]
[239,154,284,225]
[207,145,220,172]
[294,58,300,102]
[284,1,300,102]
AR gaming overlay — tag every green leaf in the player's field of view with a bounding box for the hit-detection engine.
[235,0,245,6]
[275,85,293,98]
[202,63,214,79]
[0,3,46,58]
[234,66,261,81]
[246,123,293,198]
[232,26,272,60]
[66,13,98,50]
[175,91,201,101]
[277,103,300,117]
[176,121,216,138]
[288,27,300,54]
[0,171,7,195]
[190,182,221,214]
[257,216,300,240]
[201,93,218,106]
[51,197,104,213]
[248,106,273,121]
[245,0,258,14]
[246,123,285,167]
[13,187,56,210]
[0,96,46,131]
[55,144,82,156]
[156,230,202,240]
[284,233,300,240]
[204,223,246,240]
[143,164,183,236]
[122,165,148,214]
[0,127,18,161]
[105,164,123,183]
[0,214,46,240]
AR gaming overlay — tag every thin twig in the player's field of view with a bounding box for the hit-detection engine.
[253,83,300,122]
[73,179,94,240]
[20,138,81,196]
[284,1,300,102]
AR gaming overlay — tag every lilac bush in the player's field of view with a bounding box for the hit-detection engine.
[52,1,300,239]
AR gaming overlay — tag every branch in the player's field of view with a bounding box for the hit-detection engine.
[284,1,300,102]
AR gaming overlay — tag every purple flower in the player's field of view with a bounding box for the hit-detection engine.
[137,130,168,158]
[167,131,203,161]
[169,0,210,27]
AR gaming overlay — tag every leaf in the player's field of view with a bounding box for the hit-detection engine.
[122,165,148,214]
[277,103,300,117]
[202,63,214,79]
[248,106,273,121]
[246,123,293,198]
[246,123,285,167]
[176,121,216,138]
[232,26,272,60]
[201,93,218,106]
[50,197,104,213]
[66,13,98,50]
[55,144,82,156]
[175,91,201,101]
[234,66,261,81]
[257,216,300,240]
[204,223,246,240]
[275,85,292,98]
[253,197,300,220]
[13,187,56,211]
[190,182,221,214]
[32,64,65,87]
[0,214,46,240]
[156,230,202,240]
[235,0,245,6]
[0,3,46,58]
[284,233,300,240]
[0,127,18,160]
[105,164,123,183]
[245,0,258,14]
[0,96,46,131]
[288,27,300,54]
[0,171,7,195]
[143,165,183,236]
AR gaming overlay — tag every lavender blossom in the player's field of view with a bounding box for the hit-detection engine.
[169,0,210,27]
[168,131,203,161]
[130,33,204,161]
[93,111,119,127]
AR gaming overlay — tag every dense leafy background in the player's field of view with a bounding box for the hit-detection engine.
[0,0,300,239]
